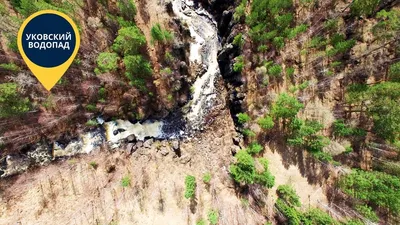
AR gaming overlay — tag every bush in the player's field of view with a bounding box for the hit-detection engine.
[150,23,173,45]
[243,129,256,137]
[277,185,301,207]
[233,56,245,72]
[255,158,275,188]
[332,120,353,137]
[117,0,137,21]
[258,116,274,130]
[388,62,400,82]
[233,33,245,49]
[196,219,206,225]
[207,209,219,225]
[246,142,263,155]
[286,67,295,77]
[233,0,247,22]
[0,83,30,118]
[268,64,282,77]
[230,150,256,184]
[0,63,20,72]
[96,52,119,74]
[89,161,98,169]
[123,55,152,81]
[85,104,97,112]
[271,93,304,120]
[202,172,211,184]
[237,112,251,124]
[121,175,131,187]
[351,0,380,17]
[86,119,98,127]
[113,26,146,55]
[184,175,196,199]
[355,204,379,222]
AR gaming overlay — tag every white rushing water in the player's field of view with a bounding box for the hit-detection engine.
[173,0,221,130]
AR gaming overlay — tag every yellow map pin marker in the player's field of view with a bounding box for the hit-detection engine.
[17,10,80,91]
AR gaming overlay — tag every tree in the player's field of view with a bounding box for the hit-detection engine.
[123,55,152,79]
[112,26,146,56]
[150,23,173,45]
[117,0,137,21]
[372,9,400,42]
[230,150,256,185]
[339,169,400,216]
[258,116,274,130]
[388,62,400,82]
[255,158,275,188]
[184,175,196,199]
[237,112,251,124]
[246,142,263,155]
[350,0,380,17]
[288,118,329,153]
[271,93,304,122]
[17,0,38,17]
[0,83,31,118]
[95,52,119,74]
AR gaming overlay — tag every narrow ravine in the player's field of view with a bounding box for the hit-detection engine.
[0,0,222,177]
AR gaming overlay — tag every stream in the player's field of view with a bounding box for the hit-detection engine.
[0,0,221,177]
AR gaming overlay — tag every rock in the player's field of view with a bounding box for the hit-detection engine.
[179,155,191,164]
[126,134,136,143]
[27,143,52,165]
[126,143,135,154]
[171,140,180,150]
[231,145,240,155]
[136,141,143,148]
[232,135,241,145]
[159,147,170,156]
[219,10,233,36]
[323,141,346,156]
[143,139,154,148]
[1,155,30,177]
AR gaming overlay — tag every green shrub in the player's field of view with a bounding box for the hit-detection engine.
[388,62,400,82]
[351,0,380,17]
[246,142,263,155]
[288,118,329,153]
[257,44,268,53]
[324,19,338,30]
[277,185,301,207]
[255,158,275,188]
[5,34,18,53]
[243,129,256,137]
[271,93,304,120]
[121,175,131,187]
[17,0,38,17]
[196,219,206,225]
[150,23,173,45]
[309,36,326,48]
[207,209,219,225]
[355,204,379,222]
[268,64,282,77]
[233,0,247,22]
[298,81,309,90]
[184,175,196,199]
[0,83,31,118]
[117,0,137,21]
[233,56,245,72]
[85,104,97,112]
[332,120,353,137]
[123,55,152,81]
[237,112,251,124]
[233,33,245,49]
[0,63,20,72]
[286,67,295,77]
[273,36,285,49]
[202,172,211,184]
[96,52,119,74]
[112,26,146,55]
[89,161,98,169]
[230,150,256,184]
[86,119,98,127]
[258,116,274,130]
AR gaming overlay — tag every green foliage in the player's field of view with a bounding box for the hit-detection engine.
[96,52,119,74]
[271,93,304,120]
[243,129,256,137]
[184,175,196,199]
[233,33,245,49]
[388,61,400,82]
[196,219,206,225]
[89,161,98,169]
[298,81,309,90]
[273,36,285,49]
[303,208,339,225]
[233,56,245,72]
[98,87,107,99]
[351,0,380,17]
[0,63,20,72]
[0,83,31,118]
[332,120,354,137]
[85,104,97,112]
[324,19,339,31]
[309,36,327,49]
[372,9,400,42]
[5,34,18,53]
[326,39,356,57]
[85,119,98,127]
[257,44,268,53]
[339,169,400,216]
[230,150,256,185]
[246,142,263,155]
[17,0,38,17]
[150,23,173,45]
[117,0,137,21]
[277,185,301,207]
[233,0,247,22]
[207,209,219,225]
[0,2,6,15]
[255,158,275,188]
[258,116,274,130]
[237,112,251,124]
[268,64,282,77]
[202,172,212,184]
[355,204,379,222]
[287,24,308,39]
[288,118,329,153]
[330,61,342,68]
[112,26,146,55]
[124,55,152,82]
[286,67,295,77]
[121,175,131,187]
